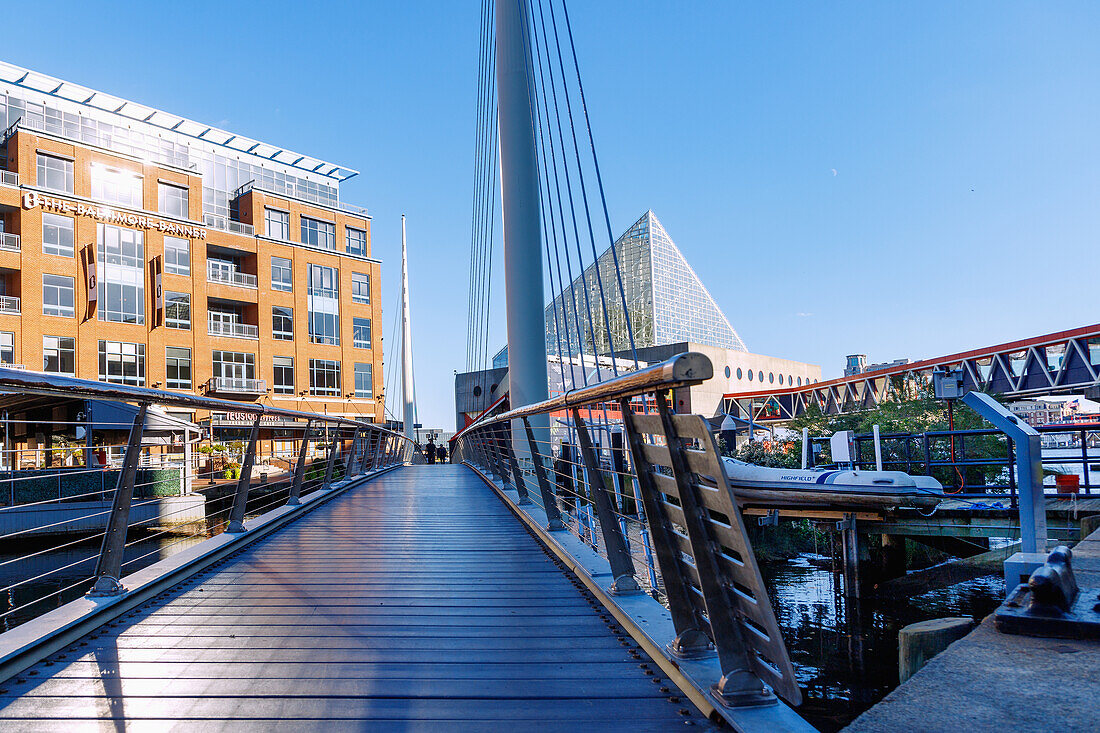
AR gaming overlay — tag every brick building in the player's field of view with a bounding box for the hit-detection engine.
[0,61,383,440]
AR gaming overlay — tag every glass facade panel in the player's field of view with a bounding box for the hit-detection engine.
[212,351,255,380]
[308,264,339,345]
[99,340,145,385]
[42,213,74,257]
[37,153,73,193]
[97,224,145,324]
[354,363,372,398]
[265,208,290,240]
[271,256,292,292]
[164,236,190,275]
[166,346,191,389]
[158,182,189,218]
[0,332,14,365]
[43,335,75,375]
[301,217,335,250]
[165,291,190,329]
[42,274,75,317]
[90,165,143,208]
[346,227,366,256]
[353,317,371,349]
[273,356,294,394]
[351,272,370,304]
[273,306,293,340]
[309,358,341,396]
[544,211,746,359]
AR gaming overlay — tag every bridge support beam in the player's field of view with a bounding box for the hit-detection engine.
[323,428,340,489]
[287,419,313,506]
[226,416,262,533]
[87,403,148,597]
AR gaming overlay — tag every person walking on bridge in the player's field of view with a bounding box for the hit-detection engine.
[425,436,437,464]
[436,443,447,463]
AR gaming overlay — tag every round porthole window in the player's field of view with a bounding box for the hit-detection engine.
[724,366,731,379]
[797,376,802,386]
[736,367,743,380]
[490,383,498,394]
[758,371,764,382]
[472,385,482,397]
[778,373,783,384]
[748,370,754,381]
[769,372,774,384]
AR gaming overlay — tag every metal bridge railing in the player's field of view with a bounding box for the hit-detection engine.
[0,367,417,632]
[452,352,803,710]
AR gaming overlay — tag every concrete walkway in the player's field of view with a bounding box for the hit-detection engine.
[0,465,705,730]
[844,527,1100,733]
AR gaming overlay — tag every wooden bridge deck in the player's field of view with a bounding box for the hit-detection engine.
[0,465,703,730]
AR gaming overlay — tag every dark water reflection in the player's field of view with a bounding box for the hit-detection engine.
[760,555,1004,732]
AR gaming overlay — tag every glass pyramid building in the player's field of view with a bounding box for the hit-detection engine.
[544,210,747,359]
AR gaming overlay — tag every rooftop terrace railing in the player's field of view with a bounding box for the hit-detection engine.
[452,352,805,720]
[206,263,258,289]
[0,367,418,636]
[234,180,368,217]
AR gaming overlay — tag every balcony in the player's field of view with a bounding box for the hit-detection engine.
[203,213,255,237]
[0,296,20,315]
[0,171,17,187]
[208,318,259,340]
[206,377,267,396]
[0,233,19,252]
[207,263,257,289]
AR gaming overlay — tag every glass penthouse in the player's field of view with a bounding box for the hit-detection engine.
[0,61,382,437]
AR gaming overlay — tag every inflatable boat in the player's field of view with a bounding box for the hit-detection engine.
[720,457,943,508]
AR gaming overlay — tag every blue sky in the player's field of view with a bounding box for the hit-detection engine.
[9,1,1098,429]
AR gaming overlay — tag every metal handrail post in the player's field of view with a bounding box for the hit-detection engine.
[522,417,563,530]
[504,435,532,505]
[572,408,639,594]
[346,428,362,475]
[226,416,262,533]
[286,419,313,506]
[323,427,341,489]
[87,402,148,597]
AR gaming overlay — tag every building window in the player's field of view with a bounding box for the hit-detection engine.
[353,317,371,349]
[354,362,373,398]
[724,366,731,379]
[769,372,774,384]
[748,370,753,381]
[351,272,370,304]
[97,224,145,324]
[212,350,255,381]
[42,213,74,257]
[272,306,293,340]
[265,208,289,240]
[90,164,142,208]
[736,367,743,380]
[43,336,75,375]
[301,217,335,250]
[346,227,366,256]
[758,371,764,382]
[271,256,292,292]
[307,264,340,345]
[164,236,190,276]
[309,358,341,396]
[158,182,189,218]
[166,346,192,390]
[99,341,145,386]
[165,291,190,330]
[0,332,14,366]
[274,356,294,395]
[43,274,75,317]
[37,153,73,193]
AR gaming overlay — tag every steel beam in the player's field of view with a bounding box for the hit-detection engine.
[226,416,262,533]
[572,409,639,594]
[286,419,313,506]
[87,402,148,597]
[522,417,563,530]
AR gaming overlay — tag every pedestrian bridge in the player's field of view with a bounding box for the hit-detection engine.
[0,355,811,731]
[0,466,710,730]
